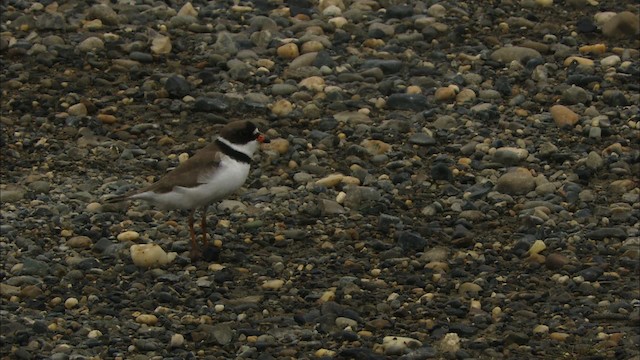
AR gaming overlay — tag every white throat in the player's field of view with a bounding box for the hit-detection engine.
[217,137,259,158]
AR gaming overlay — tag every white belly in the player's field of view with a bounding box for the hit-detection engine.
[134,159,251,210]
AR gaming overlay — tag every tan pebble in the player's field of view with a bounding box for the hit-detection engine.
[299,76,325,92]
[425,261,449,272]
[60,229,73,238]
[316,173,344,187]
[609,179,635,193]
[178,152,189,163]
[341,176,360,185]
[117,230,140,242]
[301,40,324,53]
[336,191,347,204]
[271,99,294,117]
[363,38,385,48]
[135,314,158,325]
[550,104,579,127]
[277,43,299,59]
[170,333,185,348]
[535,0,553,6]
[361,139,391,155]
[406,85,422,94]
[86,202,102,212]
[594,11,617,26]
[64,297,79,309]
[315,349,336,357]
[579,43,606,54]
[456,88,476,103]
[533,324,550,334]
[434,86,457,101]
[528,239,547,255]
[67,236,92,249]
[231,5,252,12]
[20,285,43,298]
[246,335,258,342]
[320,241,334,250]
[600,55,621,67]
[130,244,176,268]
[50,297,63,306]
[151,35,171,55]
[328,16,347,28]
[602,142,624,155]
[550,332,571,341]
[266,138,290,154]
[87,330,102,338]
[319,0,345,11]
[439,333,460,353]
[177,2,198,16]
[458,157,472,167]
[214,304,225,312]
[67,103,88,116]
[97,114,117,124]
[470,299,482,310]
[492,306,502,319]
[515,108,529,117]
[563,56,594,67]
[458,282,482,295]
[157,136,175,146]
[261,279,285,290]
[208,263,225,271]
[318,290,335,303]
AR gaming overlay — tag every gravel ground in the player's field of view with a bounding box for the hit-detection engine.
[1,0,639,359]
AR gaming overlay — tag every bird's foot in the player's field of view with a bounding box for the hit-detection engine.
[189,244,219,262]
[189,246,203,261]
[201,243,220,262]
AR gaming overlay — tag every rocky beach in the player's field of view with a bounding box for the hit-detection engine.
[1,0,639,359]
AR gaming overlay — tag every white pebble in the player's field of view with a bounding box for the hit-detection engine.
[130,243,176,268]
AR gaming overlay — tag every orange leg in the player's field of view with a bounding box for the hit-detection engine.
[188,209,201,259]
[200,205,209,246]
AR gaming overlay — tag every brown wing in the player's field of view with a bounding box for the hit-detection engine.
[140,143,223,194]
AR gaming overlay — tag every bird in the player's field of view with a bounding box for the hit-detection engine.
[105,120,269,260]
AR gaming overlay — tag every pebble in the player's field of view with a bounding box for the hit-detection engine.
[495,167,536,195]
[135,314,158,326]
[261,279,285,290]
[130,244,176,268]
[277,43,299,59]
[490,46,542,63]
[117,231,140,242]
[170,334,185,348]
[67,236,92,249]
[380,336,422,355]
[64,297,78,309]
[550,104,580,127]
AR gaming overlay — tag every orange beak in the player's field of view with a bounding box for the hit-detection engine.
[257,134,270,143]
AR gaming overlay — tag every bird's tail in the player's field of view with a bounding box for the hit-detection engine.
[103,194,130,203]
